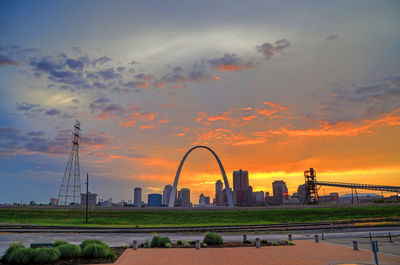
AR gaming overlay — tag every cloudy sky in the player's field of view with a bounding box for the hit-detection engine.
[1,1,399,204]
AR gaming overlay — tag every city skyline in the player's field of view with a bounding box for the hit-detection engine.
[1,1,400,203]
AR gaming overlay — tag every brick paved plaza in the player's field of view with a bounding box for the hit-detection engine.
[96,240,400,265]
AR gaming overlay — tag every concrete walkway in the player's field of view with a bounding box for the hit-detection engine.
[99,241,400,265]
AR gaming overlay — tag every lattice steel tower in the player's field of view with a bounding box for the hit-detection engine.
[57,120,81,205]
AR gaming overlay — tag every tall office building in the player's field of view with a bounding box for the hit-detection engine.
[215,180,225,206]
[163,184,173,205]
[272,180,288,205]
[199,193,210,206]
[148,193,162,206]
[297,184,307,205]
[134,187,142,206]
[233,169,249,205]
[178,188,191,207]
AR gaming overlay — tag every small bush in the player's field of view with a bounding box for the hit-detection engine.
[2,242,25,263]
[289,241,294,245]
[184,240,190,248]
[150,235,171,247]
[53,240,68,247]
[8,248,34,265]
[243,240,251,244]
[165,243,171,248]
[284,240,289,245]
[261,240,268,245]
[203,232,223,245]
[202,243,207,248]
[190,240,196,244]
[32,248,60,264]
[80,239,105,249]
[176,240,183,246]
[271,241,278,246]
[142,241,150,248]
[83,243,109,259]
[57,243,82,259]
[106,251,117,261]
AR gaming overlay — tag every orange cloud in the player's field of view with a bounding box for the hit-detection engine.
[196,112,207,122]
[216,65,255,72]
[140,124,154,130]
[158,119,169,124]
[213,76,221,80]
[241,115,257,121]
[208,112,230,121]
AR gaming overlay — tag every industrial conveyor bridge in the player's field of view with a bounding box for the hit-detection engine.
[303,168,400,205]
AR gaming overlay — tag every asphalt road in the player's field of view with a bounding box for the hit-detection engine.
[1,228,399,256]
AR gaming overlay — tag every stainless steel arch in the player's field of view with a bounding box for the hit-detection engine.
[168,146,234,207]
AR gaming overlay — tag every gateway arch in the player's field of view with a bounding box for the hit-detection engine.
[168,146,234,207]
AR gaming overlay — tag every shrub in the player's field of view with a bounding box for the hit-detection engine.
[176,240,183,246]
[53,240,68,247]
[202,243,207,248]
[243,240,251,244]
[80,239,105,249]
[83,243,109,259]
[184,241,190,248]
[32,248,61,264]
[8,248,34,265]
[106,251,117,261]
[165,243,171,248]
[261,240,268,245]
[271,241,278,246]
[57,243,82,259]
[289,241,294,245]
[284,240,289,245]
[150,235,171,247]
[190,240,196,244]
[2,242,25,263]
[203,232,223,245]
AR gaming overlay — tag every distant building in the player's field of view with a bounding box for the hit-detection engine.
[233,169,249,205]
[134,187,142,206]
[199,193,210,206]
[297,184,307,205]
[215,180,225,206]
[49,198,58,205]
[254,191,265,204]
[148,193,162,206]
[99,198,112,207]
[163,184,173,205]
[80,192,98,206]
[272,180,288,205]
[178,188,191,207]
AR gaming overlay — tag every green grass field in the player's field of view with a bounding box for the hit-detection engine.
[0,205,399,227]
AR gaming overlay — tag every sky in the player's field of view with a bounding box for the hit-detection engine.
[0,1,399,204]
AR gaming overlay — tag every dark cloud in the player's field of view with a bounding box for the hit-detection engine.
[66,57,87,69]
[0,55,19,66]
[311,75,400,122]
[71,99,80,104]
[326,35,339,41]
[135,73,153,80]
[188,63,211,82]
[26,131,45,137]
[256,39,290,59]
[0,127,113,157]
[17,102,71,119]
[92,56,112,66]
[161,67,186,82]
[96,68,121,80]
[45,109,61,116]
[89,97,126,118]
[207,54,256,72]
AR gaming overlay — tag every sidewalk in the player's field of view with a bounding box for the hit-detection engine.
[98,240,400,265]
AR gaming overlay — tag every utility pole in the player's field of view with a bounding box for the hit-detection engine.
[85,173,89,224]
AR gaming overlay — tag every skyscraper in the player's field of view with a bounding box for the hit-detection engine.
[134,187,142,206]
[148,193,162,206]
[233,169,249,205]
[272,180,288,205]
[178,188,191,207]
[215,180,225,206]
[163,184,173,205]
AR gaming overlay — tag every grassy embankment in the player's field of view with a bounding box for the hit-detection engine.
[0,205,399,227]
